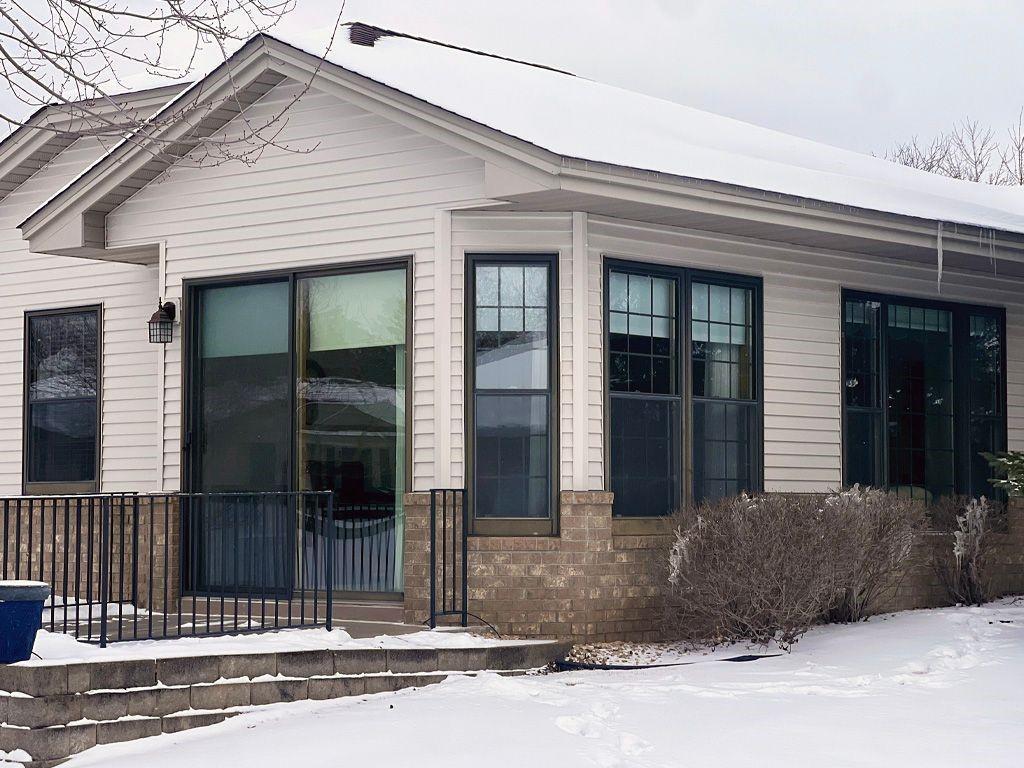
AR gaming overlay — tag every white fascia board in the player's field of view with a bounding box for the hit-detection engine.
[20,47,277,251]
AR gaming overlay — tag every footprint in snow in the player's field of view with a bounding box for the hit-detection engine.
[618,732,653,756]
[590,701,620,719]
[555,715,603,738]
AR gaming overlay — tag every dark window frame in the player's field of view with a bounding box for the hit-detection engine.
[840,288,1008,498]
[603,259,764,519]
[465,253,559,537]
[23,304,103,495]
[181,258,414,496]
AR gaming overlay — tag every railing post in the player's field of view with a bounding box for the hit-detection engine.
[98,496,111,648]
[429,490,437,629]
[460,490,468,628]
[130,494,139,611]
[326,492,334,632]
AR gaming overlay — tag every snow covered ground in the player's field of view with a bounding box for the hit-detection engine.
[45,599,1024,767]
[19,625,523,666]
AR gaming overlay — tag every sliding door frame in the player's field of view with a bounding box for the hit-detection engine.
[181,256,413,498]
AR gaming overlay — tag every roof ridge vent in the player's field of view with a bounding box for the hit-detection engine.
[349,22,390,47]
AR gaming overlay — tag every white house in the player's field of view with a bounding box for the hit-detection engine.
[2,23,1023,638]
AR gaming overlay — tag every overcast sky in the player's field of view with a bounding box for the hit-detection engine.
[5,1,1023,156]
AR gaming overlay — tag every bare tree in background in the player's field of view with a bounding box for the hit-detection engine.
[887,111,1024,186]
[0,1,345,164]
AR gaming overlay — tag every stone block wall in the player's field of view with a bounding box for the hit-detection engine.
[404,492,1024,642]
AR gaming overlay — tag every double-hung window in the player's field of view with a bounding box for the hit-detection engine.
[24,307,101,493]
[842,290,1006,501]
[607,261,762,517]
[468,255,556,535]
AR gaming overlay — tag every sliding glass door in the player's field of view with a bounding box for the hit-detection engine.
[297,269,406,591]
[187,263,408,594]
[190,280,292,593]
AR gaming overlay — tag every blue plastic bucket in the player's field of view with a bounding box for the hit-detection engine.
[0,581,50,664]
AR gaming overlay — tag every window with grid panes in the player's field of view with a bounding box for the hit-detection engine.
[470,257,555,529]
[606,263,761,516]
[842,291,1005,502]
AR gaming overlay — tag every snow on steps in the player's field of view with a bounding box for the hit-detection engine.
[0,641,570,766]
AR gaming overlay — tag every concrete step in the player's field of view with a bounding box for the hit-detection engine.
[0,709,241,765]
[0,672,461,764]
[0,641,570,697]
[0,641,571,763]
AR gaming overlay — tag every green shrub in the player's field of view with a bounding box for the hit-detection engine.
[983,451,1024,497]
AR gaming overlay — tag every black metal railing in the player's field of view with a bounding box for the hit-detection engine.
[0,491,336,646]
[428,488,467,628]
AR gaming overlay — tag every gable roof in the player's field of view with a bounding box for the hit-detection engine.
[319,24,1024,237]
[16,22,1024,263]
[0,84,188,204]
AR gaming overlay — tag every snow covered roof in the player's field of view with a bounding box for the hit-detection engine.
[320,24,1024,237]
[17,23,1024,252]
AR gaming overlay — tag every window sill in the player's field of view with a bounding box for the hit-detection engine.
[22,481,99,496]
[611,516,675,537]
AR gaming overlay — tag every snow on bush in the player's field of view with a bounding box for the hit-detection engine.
[931,496,994,605]
[667,487,926,647]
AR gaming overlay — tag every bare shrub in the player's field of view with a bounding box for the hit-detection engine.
[667,493,839,649]
[931,497,994,605]
[825,485,928,623]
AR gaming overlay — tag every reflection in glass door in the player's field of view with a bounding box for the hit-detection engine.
[191,280,292,593]
[188,266,408,595]
[297,268,407,592]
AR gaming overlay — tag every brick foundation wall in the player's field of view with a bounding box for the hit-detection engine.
[403,491,671,641]
[876,496,1024,613]
[404,492,1024,642]
[1,495,180,613]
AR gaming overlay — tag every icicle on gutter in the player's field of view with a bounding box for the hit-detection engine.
[936,221,944,293]
[990,228,997,276]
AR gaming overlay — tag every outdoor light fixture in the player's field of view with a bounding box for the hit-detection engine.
[148,300,176,344]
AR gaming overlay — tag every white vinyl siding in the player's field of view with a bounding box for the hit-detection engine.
[105,80,488,491]
[0,137,159,493]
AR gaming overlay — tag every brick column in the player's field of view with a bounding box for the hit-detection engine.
[402,492,432,626]
[133,495,181,612]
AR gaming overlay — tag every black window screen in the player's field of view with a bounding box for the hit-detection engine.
[608,270,681,517]
[691,281,758,504]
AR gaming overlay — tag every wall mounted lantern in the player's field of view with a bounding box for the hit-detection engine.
[148,300,176,344]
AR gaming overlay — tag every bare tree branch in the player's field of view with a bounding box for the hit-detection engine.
[886,111,1024,186]
[0,1,347,167]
